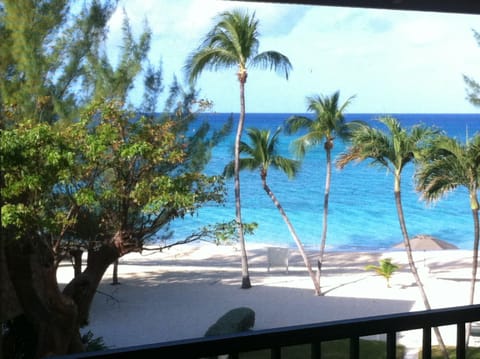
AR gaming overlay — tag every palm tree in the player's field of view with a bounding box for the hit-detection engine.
[224,127,321,294]
[416,134,480,341]
[284,91,355,294]
[365,258,400,288]
[337,117,449,356]
[185,10,292,289]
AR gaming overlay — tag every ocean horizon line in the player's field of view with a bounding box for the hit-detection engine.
[200,111,480,116]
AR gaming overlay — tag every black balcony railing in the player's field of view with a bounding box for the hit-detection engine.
[53,304,480,359]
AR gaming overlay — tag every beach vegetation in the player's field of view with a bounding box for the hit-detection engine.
[211,220,258,245]
[365,258,400,287]
[0,1,231,357]
[336,116,449,357]
[186,9,292,289]
[284,91,357,295]
[224,127,321,295]
[416,133,480,341]
[1,97,229,358]
[81,330,108,352]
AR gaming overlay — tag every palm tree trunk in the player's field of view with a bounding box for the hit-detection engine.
[394,177,449,358]
[262,180,321,295]
[236,78,251,289]
[469,204,479,305]
[317,146,332,294]
[112,259,120,285]
[466,204,479,343]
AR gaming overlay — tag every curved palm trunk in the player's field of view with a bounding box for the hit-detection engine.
[466,195,479,343]
[469,207,479,304]
[236,77,251,289]
[394,175,449,358]
[317,145,332,294]
[262,178,321,295]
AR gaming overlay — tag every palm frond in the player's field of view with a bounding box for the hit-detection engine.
[185,9,290,91]
[337,117,435,175]
[185,47,237,84]
[293,132,323,157]
[336,146,361,169]
[223,160,235,178]
[213,10,259,62]
[237,127,299,179]
[251,51,292,79]
[238,157,261,172]
[272,156,300,179]
[284,115,313,134]
[415,134,480,204]
[185,9,262,85]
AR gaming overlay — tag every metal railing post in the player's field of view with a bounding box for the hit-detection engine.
[456,323,466,359]
[386,331,396,359]
[349,336,359,359]
[422,327,432,359]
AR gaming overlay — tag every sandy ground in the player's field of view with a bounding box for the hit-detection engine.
[56,243,478,356]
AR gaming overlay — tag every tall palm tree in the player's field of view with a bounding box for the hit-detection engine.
[416,134,480,341]
[224,127,321,295]
[284,91,355,294]
[337,117,449,356]
[186,10,292,289]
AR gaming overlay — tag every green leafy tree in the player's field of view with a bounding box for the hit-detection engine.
[464,30,480,107]
[186,9,292,289]
[416,134,480,341]
[1,121,82,356]
[62,99,227,326]
[224,127,321,295]
[0,0,117,126]
[337,117,449,357]
[0,1,231,356]
[1,2,117,355]
[284,91,356,294]
[1,98,229,357]
[365,258,400,288]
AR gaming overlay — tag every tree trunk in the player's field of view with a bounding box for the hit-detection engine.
[263,180,321,295]
[4,238,80,358]
[0,233,23,359]
[469,206,479,305]
[317,145,332,295]
[235,77,251,289]
[70,249,83,278]
[466,204,479,343]
[394,178,449,358]
[112,259,120,285]
[63,243,119,327]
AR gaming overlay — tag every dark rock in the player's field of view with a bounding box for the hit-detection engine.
[205,307,255,337]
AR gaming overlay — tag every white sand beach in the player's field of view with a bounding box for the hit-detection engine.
[56,243,478,355]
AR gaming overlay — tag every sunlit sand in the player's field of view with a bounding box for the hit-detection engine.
[56,242,477,354]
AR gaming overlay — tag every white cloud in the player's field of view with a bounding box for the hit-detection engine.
[105,1,480,113]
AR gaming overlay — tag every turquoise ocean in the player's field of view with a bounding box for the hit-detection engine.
[168,113,480,252]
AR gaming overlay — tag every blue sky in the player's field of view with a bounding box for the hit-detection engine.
[108,1,480,114]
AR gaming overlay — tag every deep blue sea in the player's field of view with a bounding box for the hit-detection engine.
[167,113,480,252]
